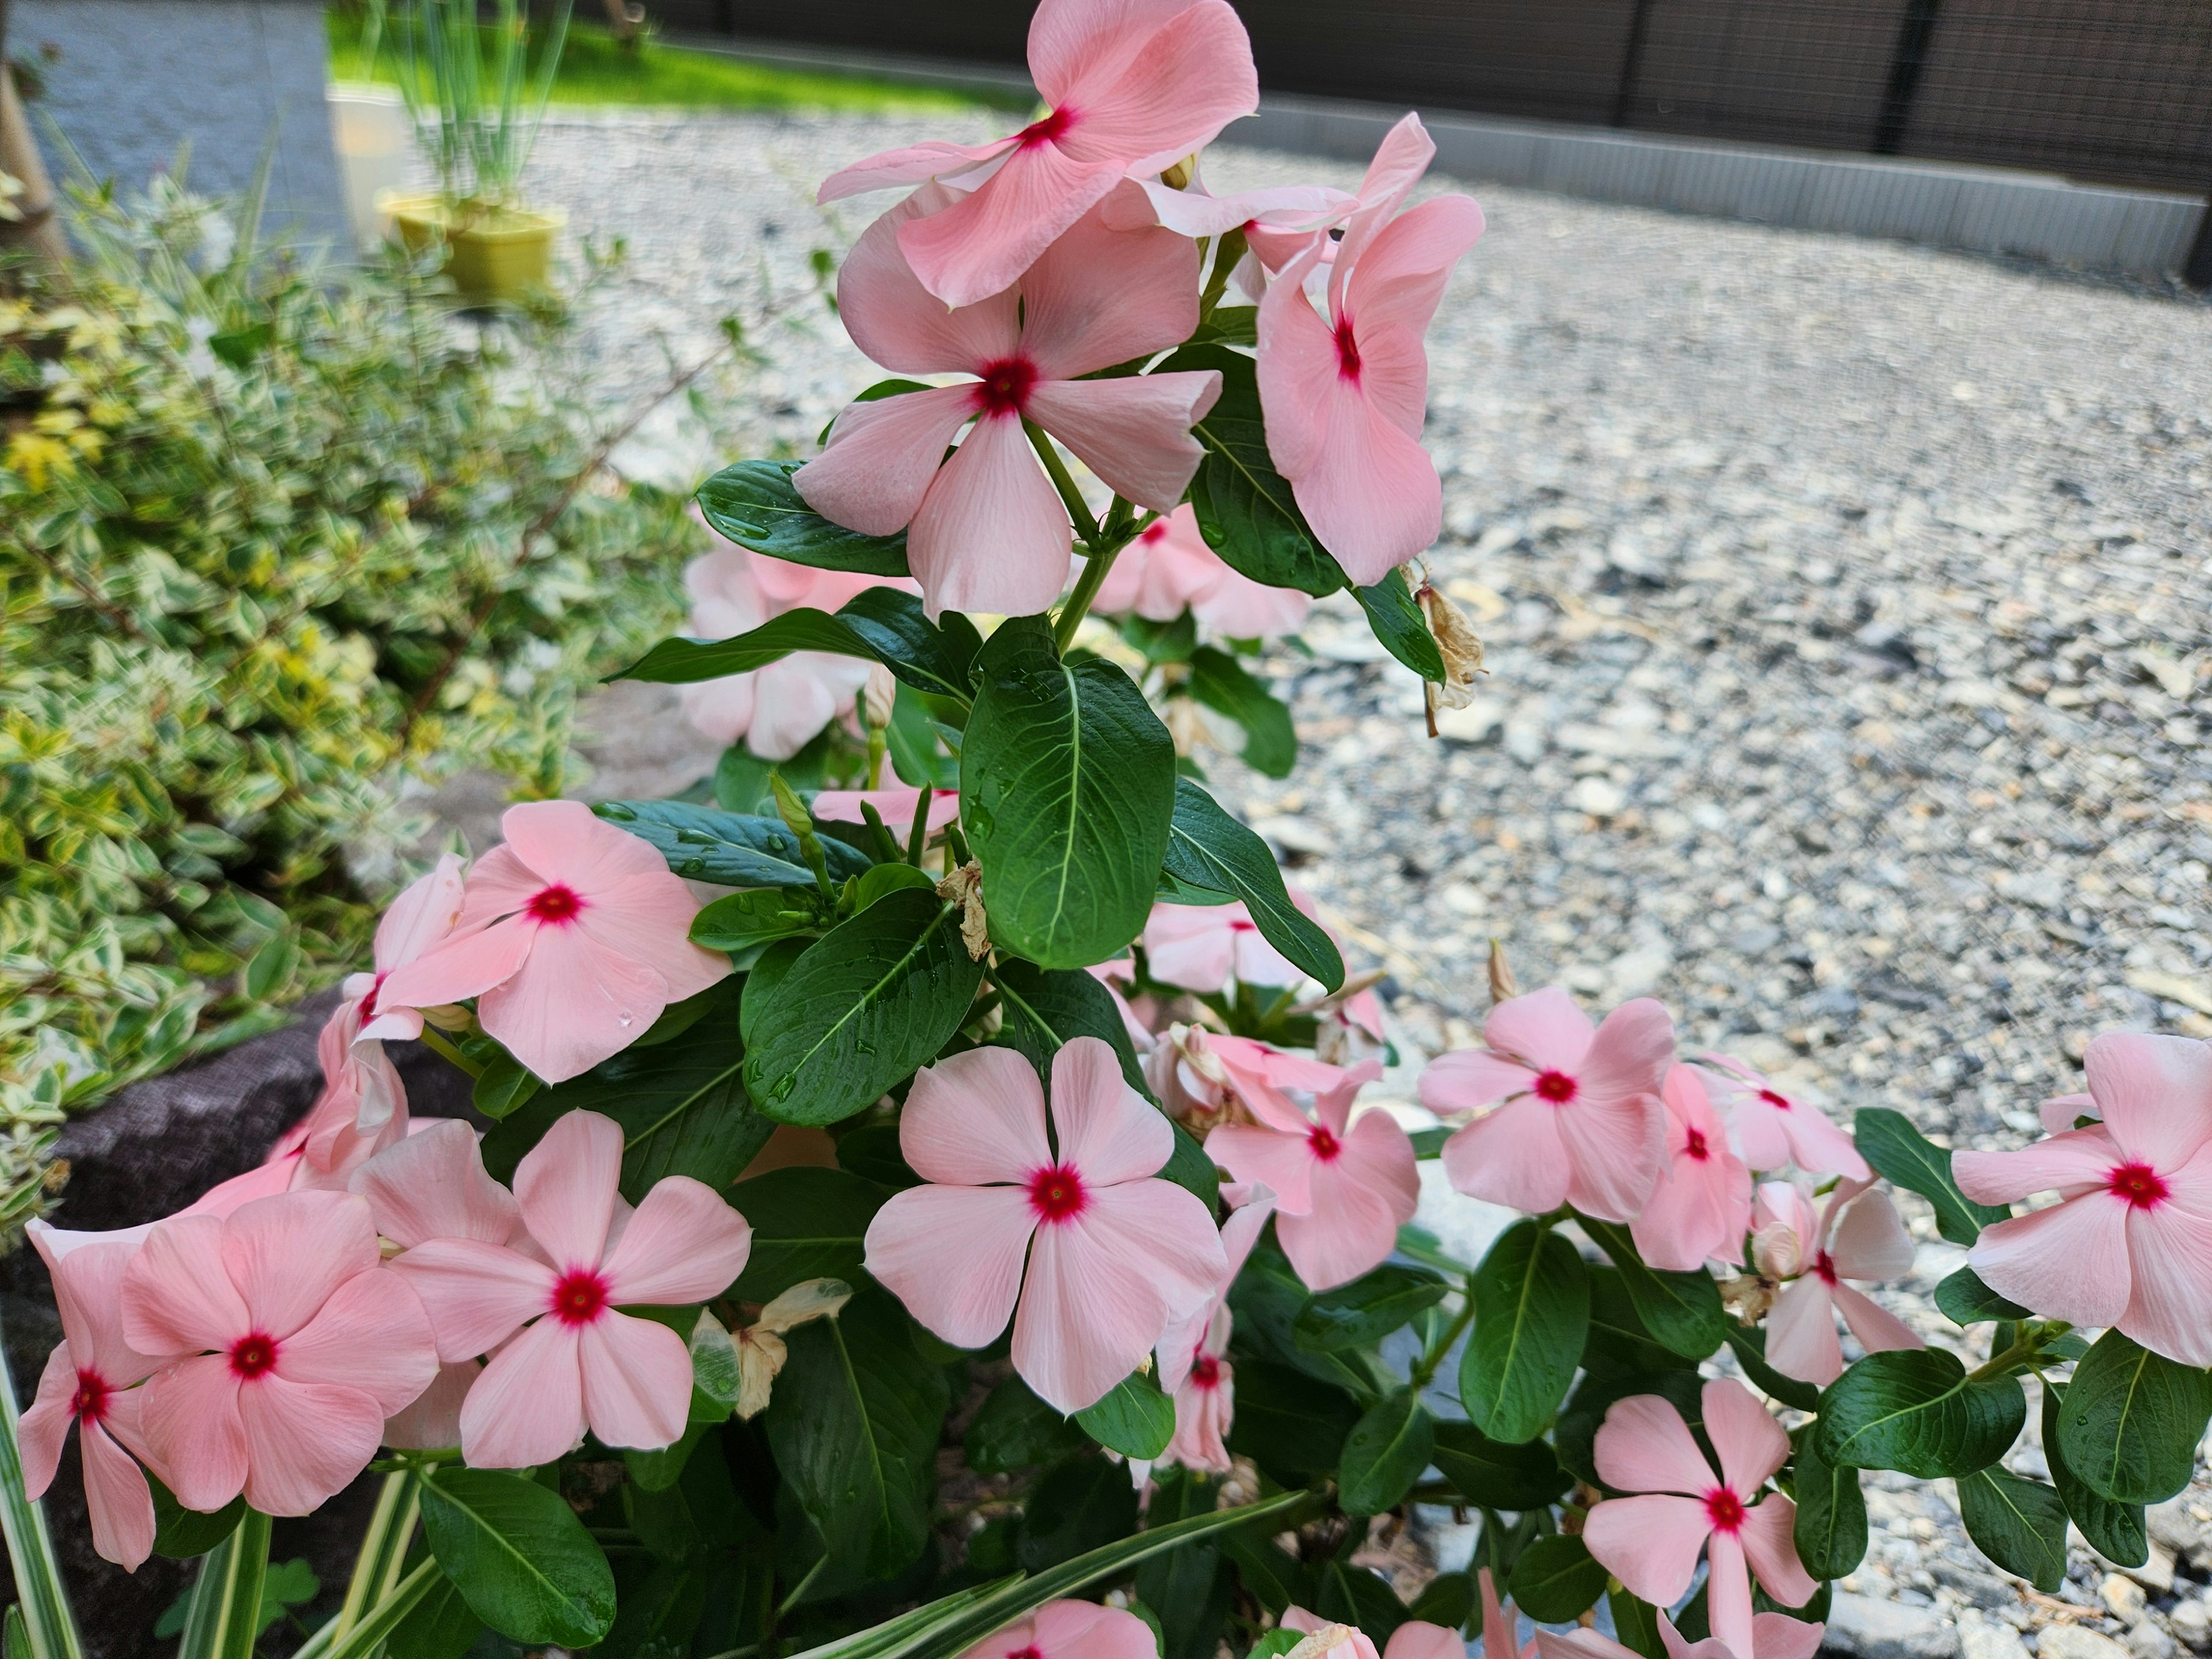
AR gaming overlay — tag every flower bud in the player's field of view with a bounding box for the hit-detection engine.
[862,662,896,729]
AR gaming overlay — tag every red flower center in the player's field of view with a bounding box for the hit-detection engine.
[1188,1354,1222,1389]
[69,1370,109,1425]
[1759,1089,1792,1112]
[1028,1164,1088,1223]
[551,1270,610,1325]
[1335,317,1362,379]
[359,969,388,1019]
[1534,1070,1578,1104]
[1016,106,1073,149]
[2108,1161,2171,1211]
[1812,1251,1839,1286]
[229,1332,279,1380]
[1308,1124,1342,1161]
[1705,1487,1746,1533]
[976,357,1037,418]
[528,884,584,925]
[1684,1127,1710,1161]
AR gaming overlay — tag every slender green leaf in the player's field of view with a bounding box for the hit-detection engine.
[322,1562,444,1659]
[1186,647,1296,778]
[418,1469,615,1647]
[1294,1265,1450,1353]
[596,800,870,887]
[1816,1349,2026,1478]
[1430,1420,1573,1510]
[0,1322,81,1659]
[384,1566,481,1659]
[1462,1220,1589,1443]
[1509,1535,1607,1622]
[1790,1431,1867,1580]
[1314,1542,1410,1638]
[698,459,911,577]
[1135,1471,1233,1659]
[616,608,871,683]
[1578,1214,1728,1359]
[729,1167,885,1301]
[2055,1328,2212,1505]
[1353,569,1445,683]
[2042,1378,2147,1567]
[1955,1467,2069,1592]
[1853,1109,2008,1245]
[1076,1372,1178,1459]
[1161,778,1343,990]
[1339,1387,1436,1515]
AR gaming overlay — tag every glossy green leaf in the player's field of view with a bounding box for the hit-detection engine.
[1353,569,1445,683]
[990,958,1150,1097]
[1187,647,1296,778]
[2042,1378,2148,1567]
[1294,1264,1450,1352]
[418,1469,615,1647]
[469,1050,540,1120]
[1789,1431,1868,1580]
[961,617,1176,968]
[2055,1328,2212,1505]
[151,1477,245,1559]
[1161,778,1343,990]
[729,1166,885,1301]
[1135,1472,1233,1659]
[741,888,984,1125]
[1609,1587,1667,1659]
[1018,1457,1139,1571]
[1338,1387,1435,1515]
[1076,1371,1177,1459]
[1225,1360,1362,1482]
[596,800,870,887]
[1218,1527,1304,1616]
[1724,1326,1822,1413]
[836,588,983,701]
[1955,1466,2069,1591]
[1584,1263,1689,1378]
[1816,1348,2026,1478]
[1227,1242,1382,1399]
[690,888,817,964]
[617,608,870,683]
[1577,1215,1728,1360]
[1853,1108,2009,1245]
[1430,1420,1574,1510]
[698,459,910,576]
[967,1377,1089,1474]
[1462,1219,1589,1443]
[1509,1535,1608,1622]
[1169,344,1346,598]
[1314,1542,1410,1638]
[1933,1266,2032,1325]
[1410,1572,1476,1632]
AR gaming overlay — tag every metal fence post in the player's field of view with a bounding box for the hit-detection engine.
[1612,0,1657,128]
[1873,0,1944,155]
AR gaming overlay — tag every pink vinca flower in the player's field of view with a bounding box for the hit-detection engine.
[1539,1612,1824,1659]
[390,1110,752,1467]
[863,1039,1226,1413]
[1281,1607,1464,1659]
[20,1228,173,1569]
[816,0,1259,309]
[1751,1179,1920,1387]
[1255,115,1484,583]
[1630,1064,1753,1272]
[1582,1380,1818,1659]
[959,1601,1157,1659]
[119,1190,438,1516]
[677,547,911,760]
[377,801,731,1085]
[1091,505,1312,639]
[1699,1053,1869,1180]
[2039,1090,2098,1134]
[796,190,1220,620]
[1470,1565,1539,1659]
[1151,1184,1275,1476]
[1152,1027,1349,1131]
[1143,897,1307,993]
[1206,1061,1418,1291]
[1421,985,1674,1222]
[1955,1031,2212,1366]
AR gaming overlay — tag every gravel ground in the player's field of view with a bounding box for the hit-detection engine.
[509,110,2212,1656]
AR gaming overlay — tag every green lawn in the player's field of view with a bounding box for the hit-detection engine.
[326,6,1022,114]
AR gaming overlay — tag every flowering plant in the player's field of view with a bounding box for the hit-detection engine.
[5,8,2206,1659]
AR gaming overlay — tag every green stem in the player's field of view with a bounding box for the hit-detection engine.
[374,1479,422,1605]
[1410,1285,1477,1389]
[1054,536,1128,653]
[0,1312,81,1659]
[181,1508,272,1659]
[321,1560,441,1659]
[333,1471,411,1644]
[1198,226,1247,321]
[416,1028,481,1078]
[1965,1321,2070,1383]
[1024,423,1099,548]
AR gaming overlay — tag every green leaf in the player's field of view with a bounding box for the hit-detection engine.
[1509,1535,1608,1622]
[1225,1360,1362,1482]
[763,1289,950,1580]
[961,616,1176,969]
[687,1308,742,1422]
[1410,1572,1476,1632]
[1314,1541,1410,1639]
[1018,1457,1140,1571]
[596,800,870,887]
[1853,1108,2009,1245]
[151,1477,245,1558]
[1161,778,1343,990]
[1723,1326,1823,1413]
[1293,1264,1450,1352]
[418,1469,616,1647]
[1075,1371,1178,1459]
[1135,1471,1234,1659]
[1609,1587,1667,1659]
[1955,1466,2069,1592]
[2055,1328,2212,1505]
[741,888,985,1125]
[385,1569,482,1659]
[1186,647,1296,778]
[469,1050,541,1120]
[2043,1378,2148,1567]
[729,1166,884,1301]
[1577,1214,1728,1360]
[1219,1527,1304,1616]
[836,588,983,702]
[691,888,818,966]
[1191,306,1258,347]
[888,682,961,788]
[1338,1387,1435,1515]
[243,930,300,1000]
[1790,1431,1868,1580]
[1169,344,1346,598]
[1462,1219,1589,1443]
[1934,1266,2032,1326]
[1353,569,1445,683]
[1584,1263,1694,1380]
[698,459,910,577]
[967,1376,1089,1474]
[617,608,873,683]
[1430,1420,1573,1510]
[991,958,1151,1097]
[1816,1348,2027,1478]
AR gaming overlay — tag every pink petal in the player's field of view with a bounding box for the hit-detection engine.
[1027,372,1218,514]
[1703,1378,1789,1492]
[2119,1201,2212,1367]
[1654,1623,1728,1659]
[459,1317,586,1469]
[1052,1036,1172,1185]
[374,917,535,1016]
[236,1373,385,1516]
[797,384,985,538]
[838,185,1022,373]
[2040,1092,2099,1135]
[1779,1100,1870,1181]
[1830,1283,1923,1356]
[449,845,544,931]
[1741,1494,1818,1606]
[908,410,1073,620]
[1830,1190,1916,1279]
[1540,1636,1642,1659]
[1762,1279,1844,1387]
[223,1190,380,1342]
[1253,244,1340,481]
[138,1357,248,1512]
[813,788,963,834]
[1278,1160,1402,1291]
[1582,1492,1713,1605]
[352,1119,520,1248]
[1331,114,1437,285]
[1705,1528,1758,1659]
[374,854,468,972]
[1969,1193,2131,1329]
[40,1233,165,1387]
[81,1421,156,1570]
[1343,194,1484,342]
[1752,1615,1827,1659]
[1195,563,1312,639]
[390,1238,558,1363]
[2086,1031,2212,1171]
[515,1110,623,1271]
[1384,1624,1465,1659]
[1205,1124,1317,1215]
[1487,987,1599,1074]
[1953,1129,2119,1204]
[1050,0,1259,175]
[500,800,666,895]
[1016,212,1198,380]
[897,143,1127,311]
[384,1359,478,1451]
[578,1311,693,1449]
[18,1347,74,1497]
[1143,904,1238,993]
[817,136,1020,204]
[571,870,730,1005]
[902,1047,1054,1185]
[864,1185,1037,1350]
[602,1177,752,1305]
[1441,1098,1571,1214]
[1580,998,1679,1106]
[1419,1048,1540,1115]
[277,1267,438,1414]
[120,1215,246,1358]
[1339,1111,1419,1215]
[679,673,760,747]
[1029,1596,1160,1659]
[1027,0,1208,105]
[1558,1087,1669,1225]
[478,925,672,1086]
[746,656,873,762]
[1595,1393,1718,1495]
[1631,1150,1748,1274]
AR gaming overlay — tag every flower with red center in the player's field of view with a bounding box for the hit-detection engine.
[863,1039,1226,1414]
[954,1601,1159,1659]
[1748,1178,1920,1386]
[796,188,1221,620]
[1421,985,1675,1223]
[1582,1380,1818,1659]
[1150,1184,1273,1476]
[1255,114,1484,584]
[1206,1060,1419,1291]
[1956,1031,2212,1366]
[1630,1065,1753,1272]
[1089,504,1312,640]
[817,0,1260,309]
[377,801,731,1085]
[20,1229,179,1569]
[117,1190,438,1517]
[1696,1052,1869,1179]
[388,1110,752,1468]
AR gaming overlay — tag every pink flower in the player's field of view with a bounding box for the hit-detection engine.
[1206,1062,1418,1291]
[1472,1565,1537,1659]
[1751,1180,1920,1387]
[1154,1026,1348,1131]
[388,1110,753,1467]
[1255,115,1484,584]
[1955,1031,2212,1366]
[1699,1054,1869,1180]
[676,548,909,760]
[20,1229,172,1569]
[1151,1184,1275,1476]
[1143,897,1305,993]
[810,786,963,840]
[118,1190,438,1516]
[863,1039,1226,1412]
[1537,1612,1824,1659]
[1090,505,1312,639]
[1630,1064,1753,1272]
[957,1601,1157,1659]
[816,0,1259,309]
[1422,986,1674,1223]
[1281,1607,1465,1659]
[2039,1091,2098,1134]
[377,801,732,1085]
[351,1118,522,1249]
[796,189,1220,620]
[1582,1380,1817,1659]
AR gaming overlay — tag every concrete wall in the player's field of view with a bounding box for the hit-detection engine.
[10,0,348,248]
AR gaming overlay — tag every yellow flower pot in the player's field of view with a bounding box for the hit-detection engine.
[377,192,567,306]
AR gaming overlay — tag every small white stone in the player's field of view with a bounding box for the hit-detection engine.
[2039,1624,2133,1659]
[1960,1613,2031,1659]
[1570,776,1627,816]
